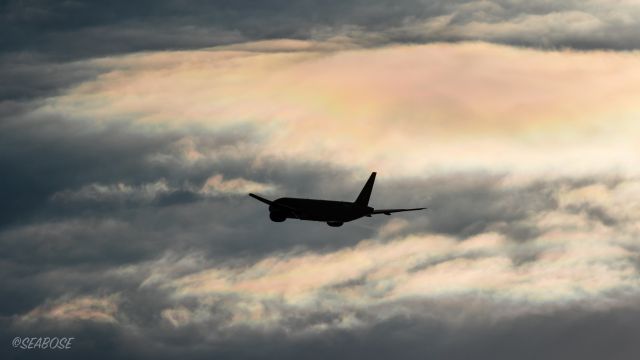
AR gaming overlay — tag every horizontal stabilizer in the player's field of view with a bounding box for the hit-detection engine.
[371,207,426,215]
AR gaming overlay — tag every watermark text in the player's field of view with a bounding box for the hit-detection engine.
[12,337,74,350]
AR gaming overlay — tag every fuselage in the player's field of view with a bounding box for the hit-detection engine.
[269,197,373,223]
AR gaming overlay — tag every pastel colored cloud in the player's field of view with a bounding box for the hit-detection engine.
[35,41,640,178]
[20,295,120,324]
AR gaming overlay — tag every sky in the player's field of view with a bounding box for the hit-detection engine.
[2,1,640,359]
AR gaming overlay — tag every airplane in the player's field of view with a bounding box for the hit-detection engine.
[249,172,426,227]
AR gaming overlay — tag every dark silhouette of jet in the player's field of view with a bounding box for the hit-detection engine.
[249,172,426,227]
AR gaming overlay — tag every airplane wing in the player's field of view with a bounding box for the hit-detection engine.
[249,193,275,205]
[371,207,426,215]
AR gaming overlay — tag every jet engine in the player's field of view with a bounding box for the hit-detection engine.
[269,212,286,222]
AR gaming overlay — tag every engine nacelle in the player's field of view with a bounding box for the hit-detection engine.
[327,221,343,227]
[269,212,286,222]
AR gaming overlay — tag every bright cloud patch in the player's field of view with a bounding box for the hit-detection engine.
[201,174,276,196]
[36,41,640,177]
[20,295,120,324]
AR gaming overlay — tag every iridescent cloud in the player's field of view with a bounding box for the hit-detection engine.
[38,40,640,177]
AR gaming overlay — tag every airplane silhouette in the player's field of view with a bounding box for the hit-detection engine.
[249,172,426,227]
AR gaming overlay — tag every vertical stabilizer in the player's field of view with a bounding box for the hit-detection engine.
[355,172,376,206]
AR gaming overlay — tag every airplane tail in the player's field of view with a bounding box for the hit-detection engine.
[355,172,376,206]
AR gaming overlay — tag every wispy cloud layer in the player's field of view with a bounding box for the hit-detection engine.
[4,0,640,63]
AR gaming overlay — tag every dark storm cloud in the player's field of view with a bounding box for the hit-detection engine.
[0,110,175,227]
[0,53,105,101]
[3,0,640,65]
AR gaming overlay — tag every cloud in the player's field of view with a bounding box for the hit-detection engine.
[49,174,275,205]
[3,9,640,357]
[3,0,640,68]
[200,174,276,196]
[19,295,120,324]
[28,42,640,179]
[52,181,172,203]
[4,166,640,359]
[160,228,636,321]
[5,199,640,359]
